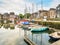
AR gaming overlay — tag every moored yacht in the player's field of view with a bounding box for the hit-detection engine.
[49,32,60,41]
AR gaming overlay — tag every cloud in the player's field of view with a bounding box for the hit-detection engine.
[38,0,60,11]
[0,0,60,14]
[51,0,60,8]
[0,0,26,14]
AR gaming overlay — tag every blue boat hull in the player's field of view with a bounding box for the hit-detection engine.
[31,27,49,32]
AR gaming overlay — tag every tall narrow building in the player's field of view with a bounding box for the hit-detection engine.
[49,8,56,19]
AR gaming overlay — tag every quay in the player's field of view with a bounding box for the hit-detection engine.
[24,35,36,45]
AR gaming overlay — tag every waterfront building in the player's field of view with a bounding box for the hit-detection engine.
[33,12,38,18]
[3,13,9,24]
[49,8,56,19]
[39,10,49,20]
[30,12,39,19]
[14,15,19,24]
[9,12,15,24]
[0,14,3,23]
[3,13,9,20]
[30,13,35,19]
[0,14,1,20]
[0,14,3,20]
[34,12,40,18]
[56,4,60,18]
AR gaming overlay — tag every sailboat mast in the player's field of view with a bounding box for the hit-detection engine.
[35,3,39,19]
[24,3,27,19]
[36,4,38,19]
[41,0,43,10]
[32,3,34,19]
[41,0,43,45]
[32,3,34,13]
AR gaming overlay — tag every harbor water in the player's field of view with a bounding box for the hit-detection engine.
[0,26,55,45]
[24,29,55,45]
[0,26,28,45]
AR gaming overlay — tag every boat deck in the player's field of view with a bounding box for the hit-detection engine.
[51,40,60,45]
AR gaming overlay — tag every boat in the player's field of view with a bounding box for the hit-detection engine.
[27,24,35,30]
[28,27,32,30]
[22,21,29,25]
[31,27,49,32]
[49,32,60,41]
[21,25,28,30]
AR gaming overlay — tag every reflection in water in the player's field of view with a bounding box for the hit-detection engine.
[0,27,28,45]
[25,30,55,45]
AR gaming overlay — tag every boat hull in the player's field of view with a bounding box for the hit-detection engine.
[49,36,60,41]
[31,27,49,32]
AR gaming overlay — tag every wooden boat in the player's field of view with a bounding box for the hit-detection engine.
[49,32,60,41]
[31,27,49,32]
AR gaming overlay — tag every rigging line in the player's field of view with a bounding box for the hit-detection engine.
[29,7,30,13]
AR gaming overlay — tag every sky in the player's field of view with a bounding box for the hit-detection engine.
[0,0,60,14]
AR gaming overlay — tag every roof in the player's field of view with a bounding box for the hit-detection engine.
[39,10,48,13]
[3,13,9,15]
[10,12,15,15]
[0,13,2,15]
[34,12,38,14]
[50,8,56,10]
[56,4,60,8]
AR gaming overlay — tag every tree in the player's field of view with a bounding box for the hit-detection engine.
[19,14,24,19]
[24,13,31,19]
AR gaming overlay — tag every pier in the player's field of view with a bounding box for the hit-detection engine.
[24,35,36,45]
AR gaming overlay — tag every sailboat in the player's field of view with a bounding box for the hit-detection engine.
[30,1,49,32]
